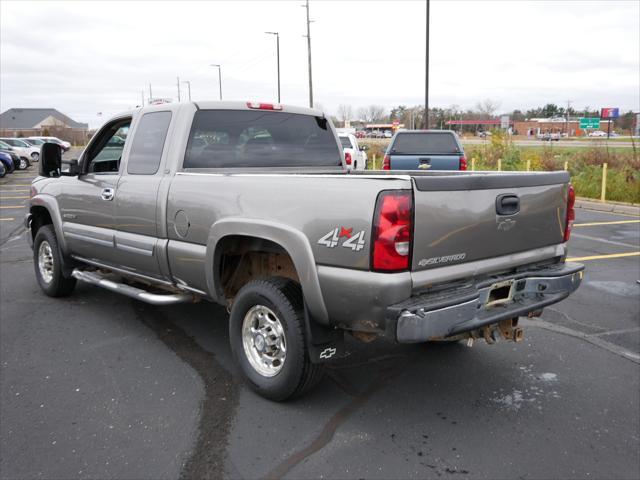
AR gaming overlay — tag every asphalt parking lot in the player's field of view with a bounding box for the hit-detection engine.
[1,165,639,479]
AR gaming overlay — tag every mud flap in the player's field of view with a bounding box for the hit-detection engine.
[304,303,344,363]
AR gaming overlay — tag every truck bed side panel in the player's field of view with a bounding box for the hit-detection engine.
[165,173,410,291]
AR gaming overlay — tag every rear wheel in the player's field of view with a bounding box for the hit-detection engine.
[18,157,29,170]
[33,225,76,297]
[229,277,322,401]
[31,152,39,162]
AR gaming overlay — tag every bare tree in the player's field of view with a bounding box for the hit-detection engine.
[474,99,501,118]
[364,104,386,123]
[337,104,353,125]
[357,107,369,122]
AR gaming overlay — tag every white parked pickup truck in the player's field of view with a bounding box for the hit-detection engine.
[339,133,368,171]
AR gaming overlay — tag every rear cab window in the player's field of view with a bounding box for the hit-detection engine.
[183,110,341,168]
[339,136,353,149]
[390,132,461,154]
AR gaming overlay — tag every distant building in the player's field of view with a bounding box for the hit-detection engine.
[513,118,612,137]
[0,108,89,144]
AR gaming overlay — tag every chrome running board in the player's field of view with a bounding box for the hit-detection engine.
[71,269,195,306]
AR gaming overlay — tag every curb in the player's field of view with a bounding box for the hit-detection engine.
[575,198,640,216]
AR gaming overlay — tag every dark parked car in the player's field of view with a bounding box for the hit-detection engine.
[0,151,15,174]
[0,159,6,177]
[0,141,29,170]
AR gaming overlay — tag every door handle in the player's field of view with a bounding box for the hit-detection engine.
[101,188,115,201]
[496,194,520,215]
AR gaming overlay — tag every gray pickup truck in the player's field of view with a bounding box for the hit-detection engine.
[27,101,583,400]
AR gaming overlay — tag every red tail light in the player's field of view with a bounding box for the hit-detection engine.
[564,184,575,242]
[344,152,352,166]
[383,154,391,170]
[459,156,467,170]
[246,102,283,110]
[372,191,413,272]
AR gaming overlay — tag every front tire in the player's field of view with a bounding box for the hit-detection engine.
[33,225,76,297]
[229,277,322,401]
[18,157,29,170]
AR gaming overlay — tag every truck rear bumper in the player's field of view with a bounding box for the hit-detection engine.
[388,262,584,343]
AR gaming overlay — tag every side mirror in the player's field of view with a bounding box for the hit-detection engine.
[39,142,62,177]
[61,158,79,176]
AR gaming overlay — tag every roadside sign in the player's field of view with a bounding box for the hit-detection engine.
[600,108,619,119]
[500,115,510,129]
[579,118,600,129]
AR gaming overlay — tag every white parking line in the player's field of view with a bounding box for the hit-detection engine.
[571,233,639,249]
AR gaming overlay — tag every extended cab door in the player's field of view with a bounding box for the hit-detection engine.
[59,117,131,264]
[113,110,173,280]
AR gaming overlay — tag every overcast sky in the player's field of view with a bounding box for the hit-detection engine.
[1,0,638,128]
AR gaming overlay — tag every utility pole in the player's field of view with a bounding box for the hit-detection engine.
[210,64,222,100]
[149,83,153,102]
[303,0,314,108]
[265,32,281,103]
[424,0,430,129]
[141,90,145,107]
[177,76,181,102]
[182,81,192,101]
[565,99,572,136]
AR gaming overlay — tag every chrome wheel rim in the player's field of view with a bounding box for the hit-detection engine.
[19,158,27,169]
[242,305,286,377]
[38,241,54,284]
[31,152,39,161]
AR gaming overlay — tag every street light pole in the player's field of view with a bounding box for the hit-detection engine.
[303,0,313,108]
[182,81,192,101]
[265,32,281,103]
[425,0,430,129]
[210,64,222,100]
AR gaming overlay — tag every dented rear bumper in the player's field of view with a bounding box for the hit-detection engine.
[388,262,584,343]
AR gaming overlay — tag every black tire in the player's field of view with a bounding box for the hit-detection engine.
[33,225,76,297]
[31,152,39,162]
[18,157,29,170]
[229,277,323,401]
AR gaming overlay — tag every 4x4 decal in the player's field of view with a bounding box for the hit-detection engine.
[318,227,366,251]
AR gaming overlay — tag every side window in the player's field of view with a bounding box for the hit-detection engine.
[127,111,172,175]
[85,120,131,174]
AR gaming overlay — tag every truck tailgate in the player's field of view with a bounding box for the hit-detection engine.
[390,154,461,171]
[410,172,570,271]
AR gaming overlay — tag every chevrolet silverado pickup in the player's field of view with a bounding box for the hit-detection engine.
[384,130,466,170]
[27,101,583,401]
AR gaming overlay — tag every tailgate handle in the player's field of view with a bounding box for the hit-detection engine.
[496,194,520,215]
[419,157,431,163]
